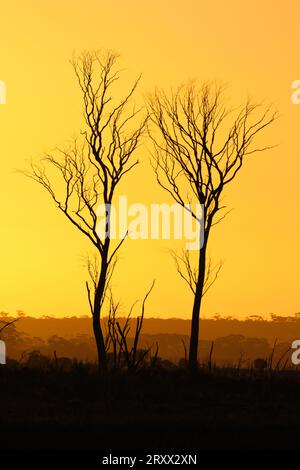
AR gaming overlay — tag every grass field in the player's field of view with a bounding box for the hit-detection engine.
[1,363,300,450]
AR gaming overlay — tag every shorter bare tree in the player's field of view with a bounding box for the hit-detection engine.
[148,82,277,370]
[104,280,156,371]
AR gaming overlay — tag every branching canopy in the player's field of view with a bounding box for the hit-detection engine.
[148,82,277,234]
[25,51,147,264]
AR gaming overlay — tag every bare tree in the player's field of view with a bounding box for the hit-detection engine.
[148,82,276,370]
[105,280,155,371]
[0,318,19,337]
[24,51,147,371]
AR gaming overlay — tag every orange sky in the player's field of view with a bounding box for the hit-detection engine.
[0,0,299,319]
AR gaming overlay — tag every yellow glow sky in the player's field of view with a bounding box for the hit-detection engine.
[0,0,299,319]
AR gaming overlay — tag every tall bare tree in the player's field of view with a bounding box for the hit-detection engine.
[25,51,147,371]
[148,82,276,370]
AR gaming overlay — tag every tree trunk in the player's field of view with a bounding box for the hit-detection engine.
[93,249,109,372]
[188,240,207,371]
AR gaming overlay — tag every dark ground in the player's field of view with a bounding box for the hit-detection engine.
[1,364,300,451]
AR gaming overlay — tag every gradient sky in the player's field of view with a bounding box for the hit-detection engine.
[0,0,299,319]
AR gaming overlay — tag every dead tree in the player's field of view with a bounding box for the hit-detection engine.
[0,318,19,337]
[148,82,276,370]
[105,280,155,371]
[24,51,147,371]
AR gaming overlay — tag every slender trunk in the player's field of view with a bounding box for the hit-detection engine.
[189,240,207,371]
[93,246,109,372]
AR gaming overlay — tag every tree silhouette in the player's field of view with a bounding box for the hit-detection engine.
[148,82,276,370]
[25,51,147,371]
[105,280,155,370]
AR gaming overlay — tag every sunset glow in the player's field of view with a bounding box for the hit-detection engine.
[0,0,299,319]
